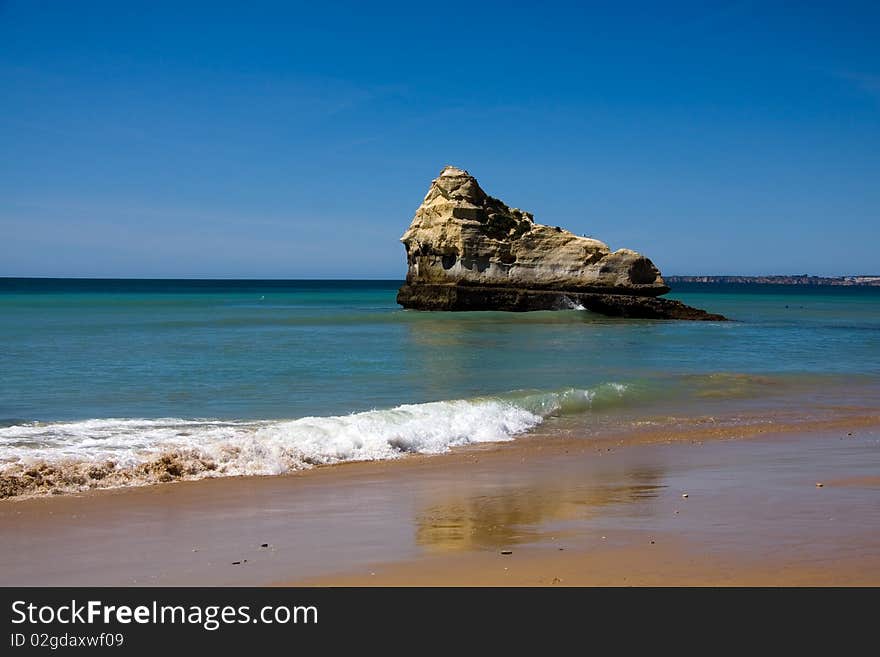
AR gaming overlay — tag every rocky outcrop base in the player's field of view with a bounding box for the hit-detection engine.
[397,283,727,320]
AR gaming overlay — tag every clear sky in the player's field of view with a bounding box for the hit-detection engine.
[1,1,878,278]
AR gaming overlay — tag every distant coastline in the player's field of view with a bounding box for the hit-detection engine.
[2,275,880,287]
[666,275,880,287]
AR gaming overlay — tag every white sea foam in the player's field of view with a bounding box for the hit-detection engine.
[559,296,587,311]
[0,400,543,475]
[0,384,629,495]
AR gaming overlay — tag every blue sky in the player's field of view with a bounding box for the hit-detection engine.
[1,1,878,277]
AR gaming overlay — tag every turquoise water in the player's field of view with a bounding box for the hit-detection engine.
[1,279,878,490]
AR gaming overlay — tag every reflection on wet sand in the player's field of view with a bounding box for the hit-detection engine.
[416,468,665,551]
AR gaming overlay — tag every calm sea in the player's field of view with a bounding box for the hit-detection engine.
[1,279,878,492]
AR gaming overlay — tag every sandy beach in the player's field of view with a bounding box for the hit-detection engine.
[2,412,878,587]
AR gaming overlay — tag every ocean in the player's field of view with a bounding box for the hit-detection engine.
[1,279,878,496]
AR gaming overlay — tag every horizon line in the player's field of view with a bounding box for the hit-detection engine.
[1,274,879,281]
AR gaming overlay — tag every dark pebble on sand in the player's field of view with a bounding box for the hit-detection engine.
[500,550,513,555]
[260,543,269,548]
[231,561,241,565]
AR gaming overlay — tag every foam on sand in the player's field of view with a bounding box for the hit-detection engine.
[0,384,630,497]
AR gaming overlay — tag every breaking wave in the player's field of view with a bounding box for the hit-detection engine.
[558,296,587,311]
[0,383,630,498]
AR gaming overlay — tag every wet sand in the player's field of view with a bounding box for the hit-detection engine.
[1,415,879,586]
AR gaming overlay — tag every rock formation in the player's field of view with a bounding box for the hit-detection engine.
[397,166,725,320]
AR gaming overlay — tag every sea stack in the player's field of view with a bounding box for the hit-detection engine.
[396,166,725,320]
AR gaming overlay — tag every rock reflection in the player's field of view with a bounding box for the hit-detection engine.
[416,468,665,552]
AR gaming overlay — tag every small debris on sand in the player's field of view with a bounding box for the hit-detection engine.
[500,550,513,555]
[682,493,689,498]
[816,482,824,488]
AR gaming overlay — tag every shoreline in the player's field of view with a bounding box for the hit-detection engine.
[2,413,879,586]
[2,404,878,501]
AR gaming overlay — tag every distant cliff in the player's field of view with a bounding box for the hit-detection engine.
[396,166,725,320]
[667,275,880,286]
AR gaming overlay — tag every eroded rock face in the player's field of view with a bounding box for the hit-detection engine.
[397,166,725,320]
[400,165,668,296]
